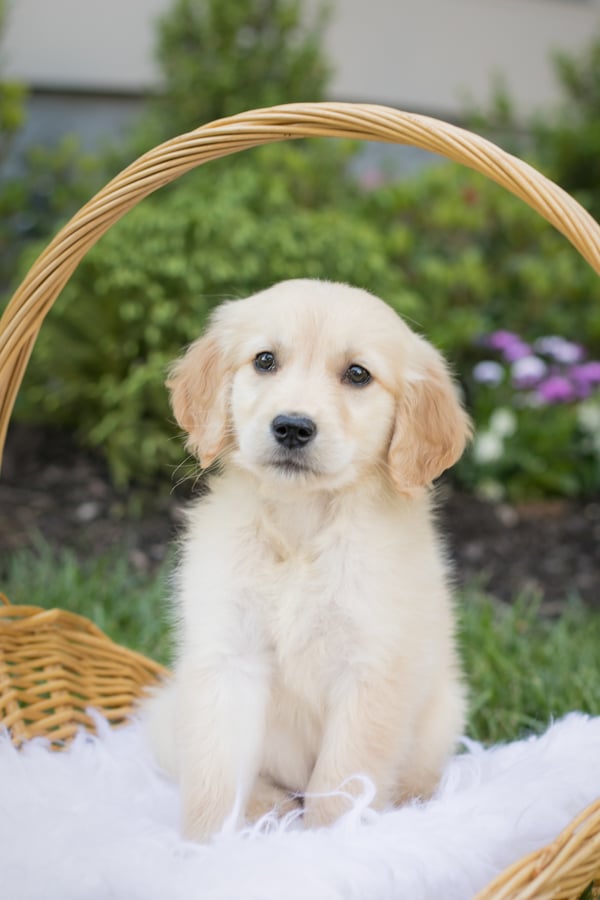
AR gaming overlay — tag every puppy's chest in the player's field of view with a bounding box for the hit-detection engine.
[254,533,367,687]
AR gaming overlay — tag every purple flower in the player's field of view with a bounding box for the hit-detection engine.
[534,335,585,365]
[502,341,532,362]
[472,360,504,385]
[536,375,578,404]
[485,330,532,362]
[511,355,547,389]
[570,361,600,387]
[358,168,384,191]
[486,330,522,350]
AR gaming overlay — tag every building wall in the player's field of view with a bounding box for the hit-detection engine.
[309,0,600,119]
[3,0,599,120]
[2,0,166,93]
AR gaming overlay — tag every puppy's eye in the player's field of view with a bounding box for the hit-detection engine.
[254,351,277,372]
[344,364,371,386]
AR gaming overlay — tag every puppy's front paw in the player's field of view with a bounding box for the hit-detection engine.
[182,814,217,843]
[303,792,354,830]
[182,794,237,843]
[245,778,301,823]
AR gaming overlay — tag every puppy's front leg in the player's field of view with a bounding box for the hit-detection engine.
[304,668,409,829]
[176,655,270,841]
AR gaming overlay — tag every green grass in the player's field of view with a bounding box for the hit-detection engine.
[461,585,600,743]
[2,542,600,745]
[1,539,174,665]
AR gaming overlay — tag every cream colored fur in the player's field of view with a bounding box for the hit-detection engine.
[142,279,471,841]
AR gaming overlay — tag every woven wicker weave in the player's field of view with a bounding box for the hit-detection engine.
[0,594,166,745]
[0,102,599,898]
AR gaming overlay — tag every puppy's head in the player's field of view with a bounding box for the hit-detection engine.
[168,280,471,494]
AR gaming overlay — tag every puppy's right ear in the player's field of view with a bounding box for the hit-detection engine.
[167,326,232,468]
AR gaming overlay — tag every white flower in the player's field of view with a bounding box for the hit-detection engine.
[577,400,600,435]
[511,355,547,387]
[534,336,584,364]
[473,431,504,464]
[472,360,504,386]
[578,400,600,455]
[489,407,517,439]
[476,479,505,502]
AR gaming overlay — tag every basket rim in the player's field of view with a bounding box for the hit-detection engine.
[0,595,168,681]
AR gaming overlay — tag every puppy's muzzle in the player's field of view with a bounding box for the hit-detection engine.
[271,414,317,450]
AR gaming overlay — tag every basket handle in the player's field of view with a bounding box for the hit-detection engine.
[1,101,600,468]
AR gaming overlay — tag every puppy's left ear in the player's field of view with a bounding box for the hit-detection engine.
[388,340,472,494]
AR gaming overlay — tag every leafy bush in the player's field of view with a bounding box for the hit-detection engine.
[1,138,100,295]
[126,0,332,156]
[150,0,330,138]
[530,37,600,220]
[468,31,600,219]
[362,163,600,361]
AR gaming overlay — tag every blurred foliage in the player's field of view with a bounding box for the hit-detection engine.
[469,31,600,219]
[0,138,100,294]
[149,0,331,140]
[362,164,600,359]
[459,395,600,502]
[0,80,26,158]
[0,0,101,297]
[533,38,600,219]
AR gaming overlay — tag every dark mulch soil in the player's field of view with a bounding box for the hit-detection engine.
[1,425,599,609]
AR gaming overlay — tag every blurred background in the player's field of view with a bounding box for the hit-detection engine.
[3,0,599,150]
[1,0,600,740]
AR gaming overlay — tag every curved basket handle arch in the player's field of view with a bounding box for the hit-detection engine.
[1,101,600,466]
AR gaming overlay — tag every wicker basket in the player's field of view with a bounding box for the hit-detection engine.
[0,594,166,745]
[0,102,599,898]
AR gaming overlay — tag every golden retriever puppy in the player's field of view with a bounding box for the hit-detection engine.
[143,279,471,842]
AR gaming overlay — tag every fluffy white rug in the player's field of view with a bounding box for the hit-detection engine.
[2,713,600,900]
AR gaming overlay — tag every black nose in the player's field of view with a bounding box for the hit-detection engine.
[271,414,317,450]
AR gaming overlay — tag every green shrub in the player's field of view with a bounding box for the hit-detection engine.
[529,36,600,219]
[150,0,330,139]
[467,31,600,219]
[363,163,600,359]
[1,137,101,295]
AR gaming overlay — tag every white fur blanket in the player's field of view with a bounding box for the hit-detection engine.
[2,713,600,900]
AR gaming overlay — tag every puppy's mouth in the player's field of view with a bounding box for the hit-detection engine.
[268,453,317,476]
